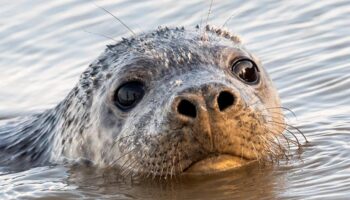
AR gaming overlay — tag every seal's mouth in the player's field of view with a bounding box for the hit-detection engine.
[183,154,252,174]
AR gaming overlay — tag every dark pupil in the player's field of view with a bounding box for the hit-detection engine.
[233,60,258,83]
[115,82,144,109]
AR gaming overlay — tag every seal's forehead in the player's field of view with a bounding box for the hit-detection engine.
[99,25,246,75]
[137,25,242,49]
[115,26,244,64]
[107,25,242,56]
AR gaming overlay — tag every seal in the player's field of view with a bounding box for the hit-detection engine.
[0,25,286,176]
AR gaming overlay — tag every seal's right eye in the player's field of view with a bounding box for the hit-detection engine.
[231,59,260,84]
[114,81,145,111]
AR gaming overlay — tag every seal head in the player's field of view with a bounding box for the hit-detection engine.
[52,25,284,175]
[0,25,285,175]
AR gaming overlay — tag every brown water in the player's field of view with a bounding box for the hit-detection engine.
[1,0,350,199]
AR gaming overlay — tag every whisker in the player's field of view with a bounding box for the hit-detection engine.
[111,133,138,149]
[120,156,133,172]
[205,0,214,28]
[160,153,167,179]
[269,134,289,160]
[247,99,261,108]
[261,112,286,118]
[250,141,261,163]
[260,114,285,123]
[222,10,238,28]
[287,124,308,143]
[240,143,244,161]
[267,120,308,144]
[170,156,175,180]
[83,29,118,42]
[265,107,297,120]
[261,135,281,159]
[199,12,204,31]
[165,161,170,180]
[121,156,141,177]
[119,159,132,176]
[93,2,136,36]
[270,128,294,149]
[152,165,159,180]
[257,135,270,154]
[110,148,137,167]
[178,150,183,173]
[201,0,214,40]
[146,168,152,179]
[267,121,302,148]
[258,106,304,149]
[274,126,301,148]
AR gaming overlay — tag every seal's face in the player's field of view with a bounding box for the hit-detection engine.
[77,26,285,176]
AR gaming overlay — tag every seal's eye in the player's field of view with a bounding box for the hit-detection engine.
[114,81,145,111]
[231,59,260,84]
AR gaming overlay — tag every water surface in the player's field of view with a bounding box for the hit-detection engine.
[1,0,350,199]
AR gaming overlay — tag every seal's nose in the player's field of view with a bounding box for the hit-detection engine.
[177,99,197,118]
[172,87,238,151]
[216,91,235,112]
[176,90,236,119]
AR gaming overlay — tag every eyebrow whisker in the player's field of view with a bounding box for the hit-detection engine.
[93,2,136,36]
[83,29,118,42]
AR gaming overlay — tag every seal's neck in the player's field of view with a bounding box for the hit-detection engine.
[0,109,59,169]
[0,86,91,169]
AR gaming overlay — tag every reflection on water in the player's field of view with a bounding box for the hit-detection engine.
[1,163,280,199]
[1,0,350,199]
[70,163,280,200]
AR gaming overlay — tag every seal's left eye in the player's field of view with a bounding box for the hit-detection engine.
[231,59,260,84]
[114,81,145,111]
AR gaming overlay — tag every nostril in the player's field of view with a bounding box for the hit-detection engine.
[177,99,197,118]
[217,91,235,111]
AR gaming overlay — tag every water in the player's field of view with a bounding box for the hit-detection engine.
[1,0,350,199]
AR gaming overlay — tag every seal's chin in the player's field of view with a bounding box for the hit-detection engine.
[183,154,252,174]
